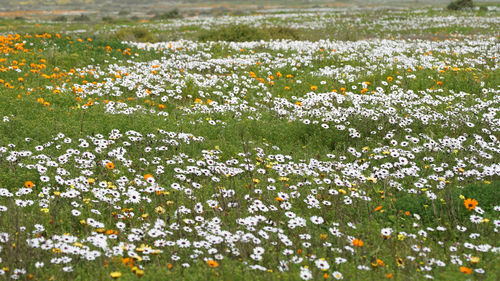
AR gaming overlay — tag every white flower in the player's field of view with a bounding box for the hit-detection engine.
[332,271,343,279]
[310,216,324,224]
[300,267,313,280]
[314,258,330,271]
[381,228,393,237]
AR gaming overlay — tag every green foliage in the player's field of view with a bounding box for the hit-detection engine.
[101,16,114,23]
[114,27,155,42]
[153,8,183,20]
[73,14,90,22]
[394,192,435,223]
[198,24,299,42]
[455,181,500,212]
[53,15,67,22]
[447,0,474,10]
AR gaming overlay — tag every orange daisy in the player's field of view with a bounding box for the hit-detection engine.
[106,162,115,170]
[24,181,34,188]
[464,198,478,211]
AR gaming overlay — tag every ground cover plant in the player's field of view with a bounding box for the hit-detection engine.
[0,4,499,281]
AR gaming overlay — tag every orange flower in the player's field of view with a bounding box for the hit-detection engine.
[374,205,383,212]
[385,273,393,279]
[206,260,219,268]
[464,198,478,211]
[459,266,472,274]
[387,76,393,82]
[106,162,115,170]
[310,85,318,91]
[122,257,134,267]
[352,238,364,247]
[24,181,34,188]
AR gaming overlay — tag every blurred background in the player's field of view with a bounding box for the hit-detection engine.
[0,0,497,20]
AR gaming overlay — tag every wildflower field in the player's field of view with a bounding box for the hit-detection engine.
[0,5,499,281]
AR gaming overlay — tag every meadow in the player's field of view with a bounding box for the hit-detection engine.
[0,4,499,281]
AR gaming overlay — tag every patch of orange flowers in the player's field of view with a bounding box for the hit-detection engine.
[352,238,364,247]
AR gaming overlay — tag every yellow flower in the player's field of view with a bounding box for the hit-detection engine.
[110,272,122,278]
[470,256,480,264]
[135,269,144,277]
[310,85,318,91]
[155,206,165,214]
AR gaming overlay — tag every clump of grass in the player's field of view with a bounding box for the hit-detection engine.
[198,25,299,42]
[447,0,474,10]
[73,14,90,22]
[153,9,183,20]
[53,15,67,22]
[113,27,155,42]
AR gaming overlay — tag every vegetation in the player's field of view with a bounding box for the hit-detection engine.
[153,9,183,20]
[0,4,499,281]
[447,0,474,10]
[198,25,300,42]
